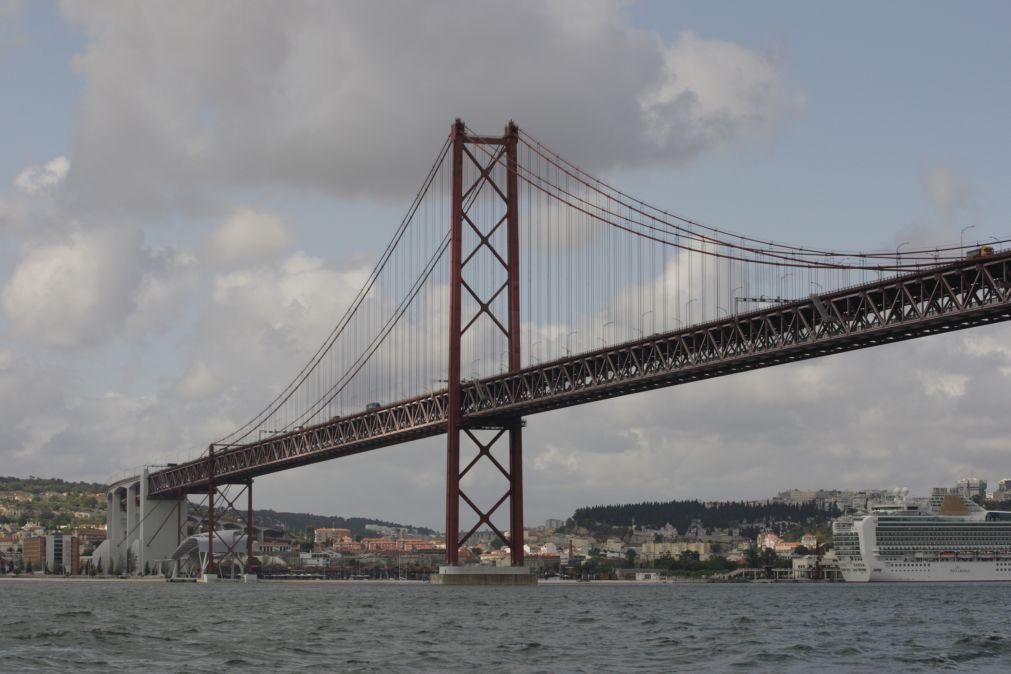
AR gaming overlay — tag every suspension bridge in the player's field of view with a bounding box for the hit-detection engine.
[104,120,1011,581]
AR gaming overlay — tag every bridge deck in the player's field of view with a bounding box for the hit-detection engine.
[148,252,1011,496]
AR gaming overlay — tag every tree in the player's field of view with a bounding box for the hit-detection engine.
[624,548,638,567]
[143,561,150,576]
[794,545,811,557]
[25,561,33,574]
[745,546,760,569]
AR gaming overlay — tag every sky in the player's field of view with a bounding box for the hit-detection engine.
[2,1,1011,529]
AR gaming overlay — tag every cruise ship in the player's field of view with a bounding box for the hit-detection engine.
[833,488,1011,582]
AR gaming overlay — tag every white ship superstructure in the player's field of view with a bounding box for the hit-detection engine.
[833,488,1011,582]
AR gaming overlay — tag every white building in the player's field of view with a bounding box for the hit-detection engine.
[956,477,987,501]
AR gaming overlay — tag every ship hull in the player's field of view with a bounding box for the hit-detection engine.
[840,559,1011,582]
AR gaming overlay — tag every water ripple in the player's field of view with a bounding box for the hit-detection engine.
[1,580,1011,671]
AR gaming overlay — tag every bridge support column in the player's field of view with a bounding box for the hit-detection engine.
[244,478,257,582]
[444,120,526,570]
[509,419,524,567]
[201,444,216,582]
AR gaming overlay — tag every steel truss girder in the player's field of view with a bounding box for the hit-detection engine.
[148,253,1011,498]
[464,253,1011,419]
[149,392,448,495]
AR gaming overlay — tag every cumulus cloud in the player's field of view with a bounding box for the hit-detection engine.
[59,1,802,213]
[0,226,192,347]
[2,227,144,346]
[207,208,292,263]
[160,252,371,431]
[894,165,980,249]
[14,156,70,195]
[641,32,805,155]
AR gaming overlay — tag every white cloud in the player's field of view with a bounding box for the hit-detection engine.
[207,208,292,263]
[923,166,972,222]
[13,156,70,195]
[2,227,143,346]
[0,226,193,347]
[641,32,805,155]
[59,1,802,212]
[177,360,216,400]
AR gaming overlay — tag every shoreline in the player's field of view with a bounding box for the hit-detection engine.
[0,575,823,585]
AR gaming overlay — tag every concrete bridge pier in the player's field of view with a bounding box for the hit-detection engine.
[101,468,187,576]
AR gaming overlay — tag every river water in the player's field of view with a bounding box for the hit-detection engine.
[2,579,1011,672]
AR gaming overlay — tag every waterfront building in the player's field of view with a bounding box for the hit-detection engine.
[46,534,80,575]
[0,534,19,556]
[73,526,107,552]
[956,477,987,502]
[993,479,1011,505]
[756,531,782,550]
[255,538,297,555]
[613,568,663,581]
[22,536,45,571]
[639,540,712,562]
[314,527,352,544]
[791,552,841,580]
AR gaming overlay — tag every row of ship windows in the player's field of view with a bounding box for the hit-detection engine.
[878,524,1011,529]
[877,528,1011,533]
[877,541,1011,545]
[886,561,1011,565]
[878,544,1011,549]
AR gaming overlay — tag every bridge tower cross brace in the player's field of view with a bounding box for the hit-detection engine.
[446,119,524,566]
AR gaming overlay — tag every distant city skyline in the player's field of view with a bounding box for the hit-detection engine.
[2,2,1011,528]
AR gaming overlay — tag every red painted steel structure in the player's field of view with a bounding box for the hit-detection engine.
[206,444,215,574]
[139,122,1011,568]
[246,479,254,571]
[199,444,260,577]
[446,120,524,565]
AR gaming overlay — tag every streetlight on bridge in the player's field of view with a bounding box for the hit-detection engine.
[685,298,698,324]
[731,286,745,314]
[961,225,976,255]
[639,310,654,337]
[564,331,579,355]
[895,241,910,271]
